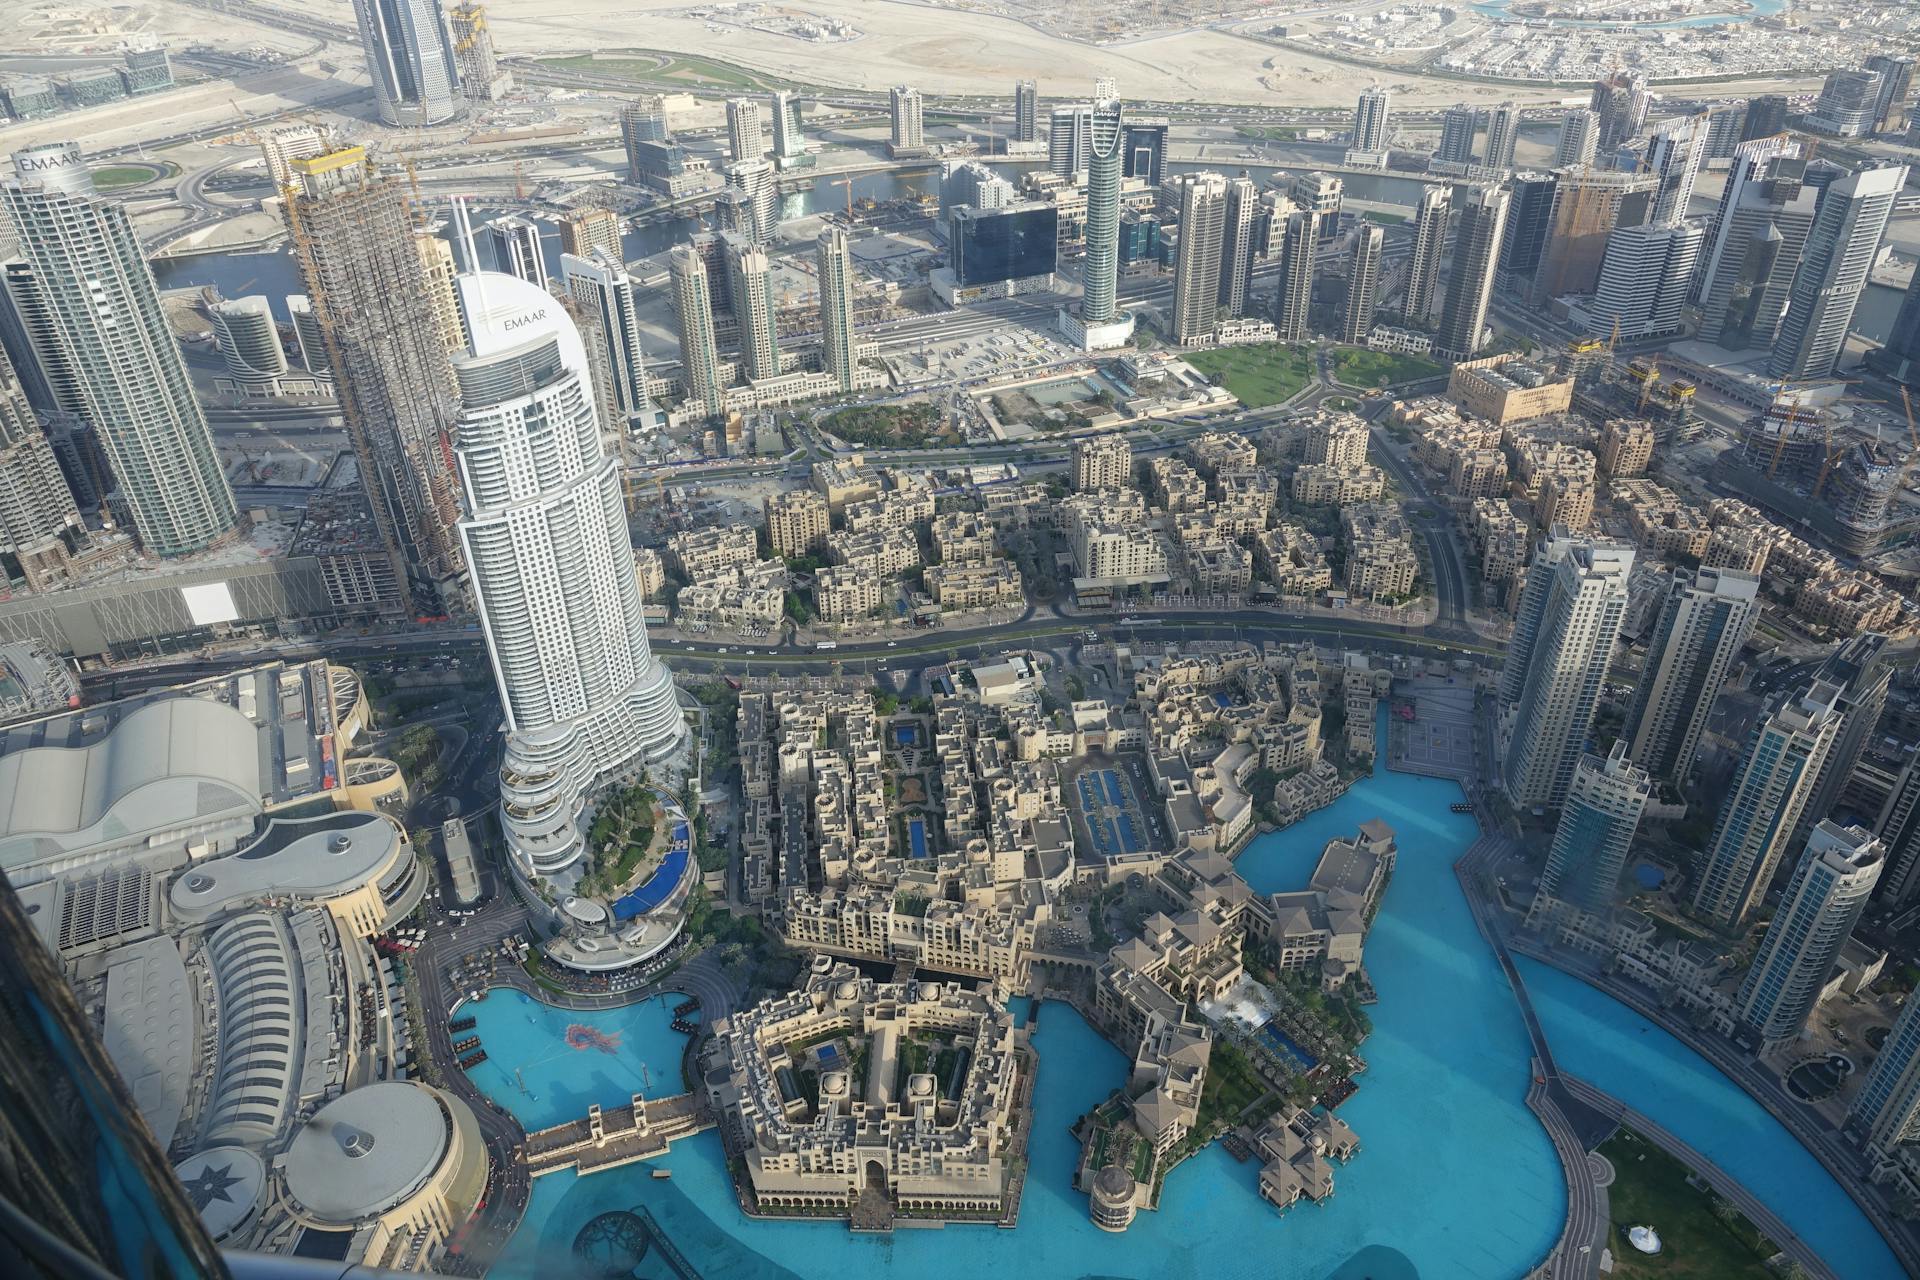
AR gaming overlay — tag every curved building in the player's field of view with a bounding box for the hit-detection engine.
[452,268,686,890]
[202,910,329,1147]
[170,810,423,936]
[1059,91,1134,350]
[281,1081,486,1271]
[350,0,464,127]
[210,295,289,388]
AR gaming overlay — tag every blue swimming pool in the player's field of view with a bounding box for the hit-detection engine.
[907,818,929,859]
[1257,1020,1319,1071]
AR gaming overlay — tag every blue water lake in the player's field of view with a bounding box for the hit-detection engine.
[459,706,1892,1278]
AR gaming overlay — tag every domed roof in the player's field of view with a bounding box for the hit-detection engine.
[173,1146,265,1242]
[1093,1165,1135,1201]
[283,1083,456,1225]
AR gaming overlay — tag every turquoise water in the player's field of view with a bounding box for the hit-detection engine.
[1521,960,1905,1280]
[468,708,1566,1279]
[1468,0,1785,28]
[459,991,692,1132]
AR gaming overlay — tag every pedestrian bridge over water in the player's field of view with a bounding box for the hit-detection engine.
[524,1091,712,1177]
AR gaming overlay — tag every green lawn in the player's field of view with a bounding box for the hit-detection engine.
[1184,344,1315,408]
[92,164,166,191]
[536,50,788,91]
[1329,346,1443,388]
[1598,1130,1779,1280]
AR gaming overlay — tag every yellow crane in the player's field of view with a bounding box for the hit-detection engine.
[828,176,853,217]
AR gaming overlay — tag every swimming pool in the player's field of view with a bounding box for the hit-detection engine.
[907,818,929,859]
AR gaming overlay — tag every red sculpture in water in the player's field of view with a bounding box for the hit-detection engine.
[566,1024,622,1055]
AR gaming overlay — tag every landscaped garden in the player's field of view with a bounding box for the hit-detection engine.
[1185,344,1315,408]
[820,401,963,447]
[1597,1129,1783,1279]
[1330,346,1443,388]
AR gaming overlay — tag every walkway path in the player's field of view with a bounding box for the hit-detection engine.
[1559,1075,1836,1280]
[1453,834,1606,1280]
[1510,935,1920,1277]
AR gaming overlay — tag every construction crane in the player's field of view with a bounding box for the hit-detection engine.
[828,176,853,217]
[1902,386,1918,454]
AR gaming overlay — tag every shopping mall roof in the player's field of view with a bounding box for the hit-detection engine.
[283,1083,451,1225]
[169,811,402,922]
[100,935,194,1149]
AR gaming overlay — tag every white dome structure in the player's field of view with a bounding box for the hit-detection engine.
[1627,1225,1662,1254]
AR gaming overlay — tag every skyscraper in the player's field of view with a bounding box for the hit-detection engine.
[770,90,806,165]
[558,205,622,260]
[889,85,924,155]
[670,243,724,418]
[1808,68,1886,138]
[1868,263,1920,386]
[724,158,777,244]
[1352,87,1391,153]
[1061,92,1132,350]
[1049,104,1091,177]
[1691,679,1846,930]
[1866,55,1915,135]
[210,294,289,390]
[0,340,125,593]
[1794,633,1891,847]
[1734,822,1882,1045]
[1623,566,1760,785]
[1644,114,1708,225]
[1436,104,1478,165]
[1540,743,1652,910]
[1014,80,1038,144]
[1271,203,1317,343]
[1741,95,1789,142]
[454,265,686,878]
[350,0,464,127]
[448,2,510,102]
[726,234,780,381]
[1770,165,1908,380]
[1555,109,1598,168]
[1500,532,1634,811]
[1695,139,1816,348]
[1218,174,1259,320]
[485,213,546,288]
[1580,219,1704,340]
[1529,166,1656,306]
[282,146,462,606]
[1123,123,1169,189]
[1482,101,1519,172]
[1403,185,1449,322]
[561,249,654,430]
[1341,223,1383,344]
[1876,754,1920,908]
[818,225,856,394]
[1495,172,1556,296]
[1,143,236,557]
[1847,992,1920,1155]
[726,96,766,163]
[1590,70,1649,152]
[1434,184,1508,362]
[1169,172,1227,344]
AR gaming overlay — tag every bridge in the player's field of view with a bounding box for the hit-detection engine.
[523,1091,713,1178]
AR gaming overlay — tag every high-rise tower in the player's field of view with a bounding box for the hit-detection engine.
[889,85,924,155]
[0,340,126,592]
[1848,993,1920,1156]
[1691,679,1846,930]
[1436,104,1478,165]
[1352,87,1391,153]
[1555,109,1598,168]
[1061,91,1132,349]
[448,3,510,102]
[1169,172,1227,345]
[725,234,780,382]
[455,267,686,879]
[1,143,236,558]
[350,0,464,126]
[1540,743,1652,911]
[726,97,766,163]
[1770,165,1908,380]
[818,225,857,394]
[1794,633,1891,847]
[1271,202,1317,343]
[1590,70,1649,152]
[1645,113,1708,225]
[1482,101,1519,173]
[1735,822,1882,1045]
[485,214,546,289]
[770,90,806,165]
[1341,223,1383,344]
[282,145,463,607]
[561,249,655,430]
[1014,80,1039,144]
[670,243,724,418]
[1218,174,1259,320]
[1623,566,1759,785]
[1434,183,1507,361]
[1499,532,1634,811]
[1403,185,1449,322]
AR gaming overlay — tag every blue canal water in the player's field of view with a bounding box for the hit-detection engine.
[1520,959,1905,1280]
[459,705,1891,1278]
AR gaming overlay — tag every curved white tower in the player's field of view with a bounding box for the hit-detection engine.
[453,270,685,878]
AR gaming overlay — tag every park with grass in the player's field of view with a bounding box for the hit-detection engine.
[1330,346,1444,389]
[1598,1129,1785,1279]
[820,400,963,448]
[1184,343,1315,408]
[535,50,790,92]
[92,162,171,191]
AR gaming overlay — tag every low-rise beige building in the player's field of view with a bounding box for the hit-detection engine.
[928,559,1024,609]
[766,489,831,557]
[1292,463,1385,507]
[667,524,759,580]
[1447,353,1573,425]
[1598,417,1655,478]
[816,564,887,621]
[1072,434,1133,492]
[1341,504,1418,602]
[1613,479,1710,560]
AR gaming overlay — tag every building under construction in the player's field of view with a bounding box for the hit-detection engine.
[1528,167,1656,307]
[280,146,467,615]
[1725,395,1918,555]
[449,3,513,103]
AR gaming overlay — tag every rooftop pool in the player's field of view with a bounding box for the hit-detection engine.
[460,707,1892,1278]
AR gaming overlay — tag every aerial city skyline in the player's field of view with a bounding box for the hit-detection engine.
[0,1,1917,1278]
